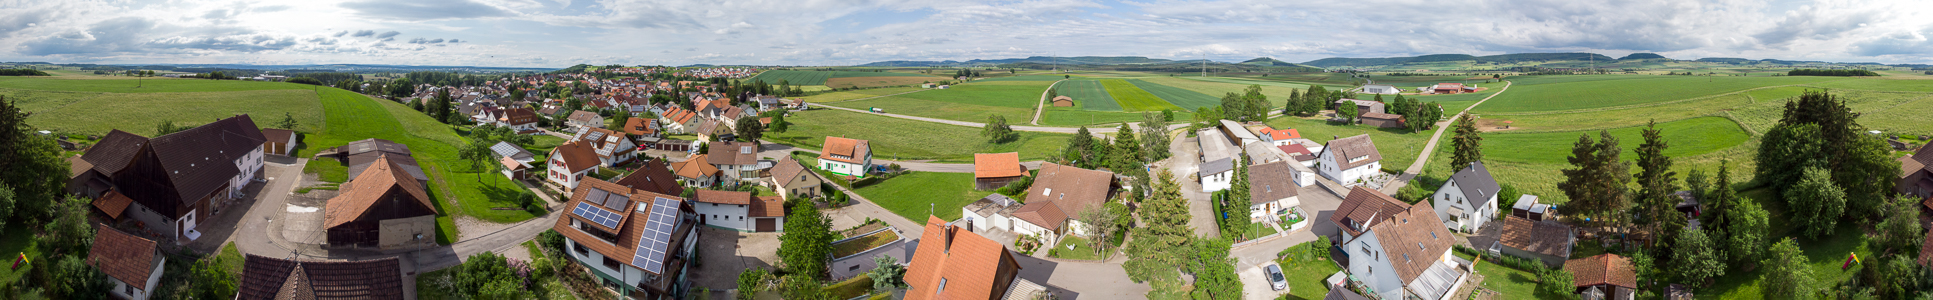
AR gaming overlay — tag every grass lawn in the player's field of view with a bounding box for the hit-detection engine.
[1049,236,1102,260]
[1100,79,1184,112]
[0,76,311,93]
[0,87,103,114]
[1478,117,1751,165]
[850,172,986,221]
[1472,76,1840,113]
[832,229,901,258]
[1479,94,1753,133]
[528,135,567,160]
[304,158,351,183]
[1264,116,1434,173]
[831,96,1036,125]
[1038,108,1148,127]
[0,226,41,288]
[218,242,245,275]
[1275,242,1344,300]
[26,89,326,137]
[1472,261,1542,298]
[765,109,1069,163]
[1057,80,1121,111]
[1127,79,1221,110]
[976,75,1067,81]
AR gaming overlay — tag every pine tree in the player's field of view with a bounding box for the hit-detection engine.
[1225,159,1253,240]
[1633,120,1680,251]
[1449,114,1483,169]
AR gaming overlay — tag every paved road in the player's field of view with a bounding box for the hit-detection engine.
[1230,180,1348,300]
[756,140,1043,173]
[1380,81,1513,194]
[1031,80,1066,125]
[1166,134,1221,239]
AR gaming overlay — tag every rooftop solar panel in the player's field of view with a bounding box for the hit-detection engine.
[585,188,610,207]
[632,197,682,273]
[606,194,631,210]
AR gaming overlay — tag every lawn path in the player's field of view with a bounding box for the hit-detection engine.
[1032,79,1066,125]
[1379,80,1512,195]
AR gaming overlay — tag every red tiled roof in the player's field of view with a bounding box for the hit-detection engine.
[973,152,1027,179]
[1261,127,1300,140]
[751,196,785,217]
[324,155,435,228]
[549,140,601,173]
[1567,254,1638,289]
[87,223,158,290]
[1278,144,1313,156]
[92,190,134,219]
[1011,201,1067,231]
[694,189,752,205]
[819,137,870,164]
[904,216,1021,300]
[1022,162,1114,227]
[672,155,721,179]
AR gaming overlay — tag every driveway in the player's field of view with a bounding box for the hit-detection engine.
[1241,263,1288,300]
[689,227,781,291]
[1165,134,1220,239]
[1013,255,1150,300]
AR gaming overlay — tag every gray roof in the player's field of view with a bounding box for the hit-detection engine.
[1322,134,1382,171]
[1200,158,1234,177]
[1324,287,1373,300]
[1198,128,1236,162]
[490,141,535,161]
[1447,161,1501,207]
[1513,195,1539,211]
[1248,161,1299,204]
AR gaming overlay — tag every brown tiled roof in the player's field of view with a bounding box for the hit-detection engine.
[87,223,158,290]
[568,110,602,123]
[324,155,435,228]
[549,140,601,173]
[1903,155,1925,179]
[1331,186,1410,237]
[1248,161,1299,205]
[751,196,785,217]
[550,178,694,273]
[623,118,656,136]
[819,137,870,164]
[67,155,93,178]
[768,158,812,185]
[79,130,148,175]
[672,155,721,179]
[1568,254,1637,289]
[1364,200,1455,283]
[613,159,685,196]
[694,189,752,205]
[1498,216,1573,258]
[261,128,295,144]
[1322,134,1382,171]
[503,107,537,126]
[1920,232,1933,267]
[904,216,1022,300]
[707,141,760,165]
[237,255,405,300]
[1022,162,1114,226]
[92,190,134,219]
[146,115,268,212]
[974,152,1027,179]
[1011,201,1067,231]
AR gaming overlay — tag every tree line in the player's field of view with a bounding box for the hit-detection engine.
[1787,69,1879,77]
[0,69,50,76]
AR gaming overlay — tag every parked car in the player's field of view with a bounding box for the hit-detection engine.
[1265,263,1287,291]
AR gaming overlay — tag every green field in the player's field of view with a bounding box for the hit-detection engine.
[0,76,310,93]
[1481,117,1750,165]
[1127,79,1220,109]
[1038,108,1146,127]
[1473,76,1842,113]
[850,172,985,221]
[1099,79,1183,111]
[748,70,934,85]
[1265,116,1434,173]
[977,75,1067,81]
[830,80,1052,123]
[16,88,326,137]
[1057,80,1121,111]
[796,87,925,103]
[765,109,1069,163]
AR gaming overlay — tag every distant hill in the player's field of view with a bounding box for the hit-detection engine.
[1302,53,1617,67]
[1695,58,1752,64]
[1619,53,1668,60]
[859,56,1180,67]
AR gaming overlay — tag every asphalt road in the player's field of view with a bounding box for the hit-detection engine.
[756,139,1043,173]
[1382,80,1513,194]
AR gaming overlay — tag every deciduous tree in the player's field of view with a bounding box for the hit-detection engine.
[983,114,1017,143]
[1726,198,1769,268]
[1762,239,1819,298]
[735,116,765,142]
[1337,103,1358,125]
[778,200,834,279]
[1673,228,1725,285]
[1077,204,1122,257]
[1140,112,1170,161]
[1786,166,1845,239]
[1876,195,1923,258]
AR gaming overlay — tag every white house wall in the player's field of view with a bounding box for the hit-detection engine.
[696,202,753,231]
[1201,171,1233,192]
[1431,181,1497,232]
[1344,231,1406,300]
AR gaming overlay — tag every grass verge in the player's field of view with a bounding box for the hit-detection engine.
[849,172,985,221]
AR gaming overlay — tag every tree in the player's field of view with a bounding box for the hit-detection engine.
[1786,166,1845,239]
[737,268,770,300]
[1726,197,1770,268]
[1189,238,1242,300]
[187,250,240,299]
[1241,84,1268,120]
[1109,123,1141,172]
[433,89,455,124]
[1139,112,1171,161]
[1047,88,1058,100]
[608,111,631,132]
[459,139,498,184]
[388,78,415,99]
[1064,127,1095,167]
[1633,120,1681,252]
[1674,228,1725,285]
[1684,168,1710,202]
[1223,159,1254,240]
[0,97,68,223]
[770,114,788,133]
[155,120,192,135]
[734,116,765,142]
[1876,194,1924,258]
[453,252,523,297]
[1762,239,1819,299]
[1336,102,1358,125]
[1702,162,1740,235]
[1123,171,1193,286]
[1536,268,1580,300]
[48,196,94,254]
[868,256,906,292]
[1219,92,1248,122]
[278,112,298,129]
[1077,204,1122,257]
[0,184,9,233]
[983,115,1017,144]
[1558,131,1629,231]
[781,274,830,300]
[52,255,111,300]
[1756,123,1824,194]
[1449,114,1483,170]
[778,200,833,279]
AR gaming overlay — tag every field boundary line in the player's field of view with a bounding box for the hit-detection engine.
[1478,84,1812,116]
[1033,79,1066,125]
[822,88,931,104]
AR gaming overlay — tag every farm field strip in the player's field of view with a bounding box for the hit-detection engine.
[1099,79,1183,111]
[1473,76,1842,113]
[1482,94,1753,133]
[763,108,1069,162]
[28,89,327,136]
[750,70,933,85]
[976,75,1067,81]
[0,76,310,93]
[1179,76,1352,91]
[1127,79,1220,109]
[1478,117,1751,165]
[1056,80,1121,111]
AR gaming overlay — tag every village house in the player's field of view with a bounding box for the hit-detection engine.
[546,140,602,190]
[707,141,769,185]
[1430,83,1467,94]
[551,178,700,299]
[973,152,1028,190]
[500,107,541,134]
[1472,215,1576,267]
[1897,145,1932,200]
[492,141,537,180]
[567,111,604,132]
[1197,127,1238,192]
[1015,162,1114,246]
[236,255,406,299]
[767,158,823,200]
[1247,161,1301,222]
[87,223,164,300]
[1259,127,1300,146]
[1566,254,1639,300]
[904,216,1043,300]
[622,118,662,143]
[672,154,722,188]
[260,128,297,156]
[323,155,439,250]
[1220,119,1262,145]
[74,115,266,244]
[1361,84,1402,95]
[1433,161,1502,233]
[819,137,874,178]
[315,139,430,183]
[1332,186,1468,300]
[612,158,687,197]
[574,127,639,167]
[692,189,785,232]
[1334,99,1405,128]
[1317,134,1383,186]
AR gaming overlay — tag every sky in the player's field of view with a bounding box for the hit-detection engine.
[4,0,1933,68]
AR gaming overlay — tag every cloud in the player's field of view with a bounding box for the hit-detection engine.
[0,9,51,38]
[333,30,348,37]
[339,0,513,21]
[1753,4,1880,49]
[407,38,448,44]
[714,21,754,35]
[1850,26,1933,56]
[376,31,401,39]
[351,30,376,37]
[18,17,156,55]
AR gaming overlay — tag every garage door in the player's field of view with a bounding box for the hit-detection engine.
[754,218,777,232]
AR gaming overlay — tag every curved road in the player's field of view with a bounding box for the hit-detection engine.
[1378,80,1513,194]
[1031,80,1067,125]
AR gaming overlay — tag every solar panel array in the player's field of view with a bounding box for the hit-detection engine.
[572,202,622,229]
[631,197,682,274]
[584,131,605,142]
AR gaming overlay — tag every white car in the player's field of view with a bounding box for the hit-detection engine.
[1265,263,1288,291]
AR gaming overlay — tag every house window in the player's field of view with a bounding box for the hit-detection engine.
[603,257,622,270]
[125,285,133,295]
[573,242,589,256]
